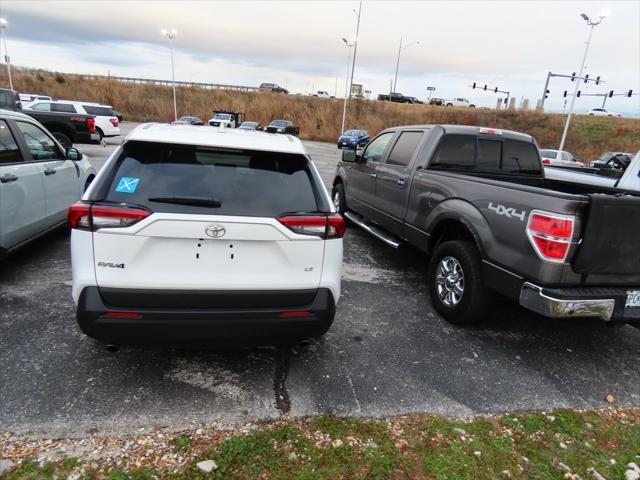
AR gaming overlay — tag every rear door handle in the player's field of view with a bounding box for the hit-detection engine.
[397,178,407,186]
[370,172,377,178]
[0,174,18,183]
[44,168,57,176]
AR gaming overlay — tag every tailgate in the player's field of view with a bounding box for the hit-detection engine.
[572,194,640,275]
[93,214,325,295]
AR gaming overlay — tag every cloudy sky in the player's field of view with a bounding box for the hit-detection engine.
[1,0,639,115]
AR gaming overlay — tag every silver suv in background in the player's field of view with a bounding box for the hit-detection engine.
[0,110,95,259]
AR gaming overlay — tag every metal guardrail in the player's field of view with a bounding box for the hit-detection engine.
[80,74,260,92]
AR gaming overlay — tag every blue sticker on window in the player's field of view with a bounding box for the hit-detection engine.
[115,177,140,194]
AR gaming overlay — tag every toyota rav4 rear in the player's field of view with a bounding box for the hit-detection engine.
[69,124,344,346]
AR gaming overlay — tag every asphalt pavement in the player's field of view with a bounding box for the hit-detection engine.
[1,123,639,439]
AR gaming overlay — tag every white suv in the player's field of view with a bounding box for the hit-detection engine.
[26,100,121,140]
[69,124,344,346]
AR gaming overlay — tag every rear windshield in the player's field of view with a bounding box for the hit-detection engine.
[539,149,558,159]
[94,140,323,217]
[431,135,542,175]
[83,105,115,116]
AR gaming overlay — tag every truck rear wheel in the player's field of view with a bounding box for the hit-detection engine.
[53,132,72,149]
[428,240,491,324]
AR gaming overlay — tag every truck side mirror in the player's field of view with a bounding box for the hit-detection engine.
[342,149,359,163]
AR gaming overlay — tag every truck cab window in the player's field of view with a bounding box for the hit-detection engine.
[386,131,424,167]
[477,139,502,172]
[362,132,394,163]
[502,139,541,175]
[431,135,475,169]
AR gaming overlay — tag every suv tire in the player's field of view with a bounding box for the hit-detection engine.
[428,240,491,324]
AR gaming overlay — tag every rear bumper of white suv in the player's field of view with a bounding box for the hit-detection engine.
[76,286,336,346]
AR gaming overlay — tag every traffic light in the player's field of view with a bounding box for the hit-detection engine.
[484,84,487,91]
[545,89,550,99]
[563,91,568,98]
[628,90,633,97]
[577,91,581,97]
[609,90,614,98]
[494,87,498,93]
[596,76,600,85]
[584,74,589,84]
[472,82,476,89]
[571,72,576,81]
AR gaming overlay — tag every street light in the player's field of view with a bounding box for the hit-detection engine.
[161,28,178,122]
[340,37,356,133]
[0,17,13,91]
[339,2,362,135]
[558,11,607,153]
[393,37,419,93]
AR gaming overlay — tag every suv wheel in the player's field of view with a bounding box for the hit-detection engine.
[428,240,491,324]
[96,127,104,141]
[332,183,346,215]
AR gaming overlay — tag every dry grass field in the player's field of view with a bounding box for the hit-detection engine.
[3,67,638,161]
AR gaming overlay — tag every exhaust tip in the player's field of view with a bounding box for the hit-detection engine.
[106,343,120,353]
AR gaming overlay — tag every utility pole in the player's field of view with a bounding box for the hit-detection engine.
[0,17,13,91]
[558,12,606,153]
[340,40,353,133]
[393,36,402,94]
[348,1,362,100]
[161,28,178,122]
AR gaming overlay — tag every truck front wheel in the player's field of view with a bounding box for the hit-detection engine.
[428,240,491,324]
[332,183,346,215]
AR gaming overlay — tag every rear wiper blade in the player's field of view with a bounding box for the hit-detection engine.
[148,196,222,207]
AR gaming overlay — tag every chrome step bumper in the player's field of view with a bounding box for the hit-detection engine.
[519,282,616,322]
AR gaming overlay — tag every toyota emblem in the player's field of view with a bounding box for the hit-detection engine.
[205,224,226,238]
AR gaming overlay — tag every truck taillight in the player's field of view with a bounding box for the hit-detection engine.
[526,210,575,263]
[87,117,96,133]
[109,118,119,127]
[68,203,150,231]
[278,214,346,239]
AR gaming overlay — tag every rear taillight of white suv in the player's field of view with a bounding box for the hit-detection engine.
[278,214,346,239]
[109,118,119,127]
[526,210,575,263]
[68,203,150,231]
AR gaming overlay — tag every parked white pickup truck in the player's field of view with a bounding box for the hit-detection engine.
[445,98,475,108]
[544,150,640,193]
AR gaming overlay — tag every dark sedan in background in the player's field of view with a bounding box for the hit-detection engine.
[336,129,369,149]
[172,116,204,125]
[265,119,299,136]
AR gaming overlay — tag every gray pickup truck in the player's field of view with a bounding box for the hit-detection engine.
[332,125,640,325]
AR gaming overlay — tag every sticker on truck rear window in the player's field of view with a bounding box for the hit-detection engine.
[115,177,140,194]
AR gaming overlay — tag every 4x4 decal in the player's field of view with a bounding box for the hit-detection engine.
[488,202,526,222]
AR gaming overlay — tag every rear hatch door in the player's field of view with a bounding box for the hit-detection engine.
[90,140,328,306]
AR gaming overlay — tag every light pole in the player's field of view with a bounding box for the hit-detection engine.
[558,11,607,153]
[0,18,13,91]
[348,1,362,101]
[340,38,355,133]
[161,28,178,122]
[393,37,419,93]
